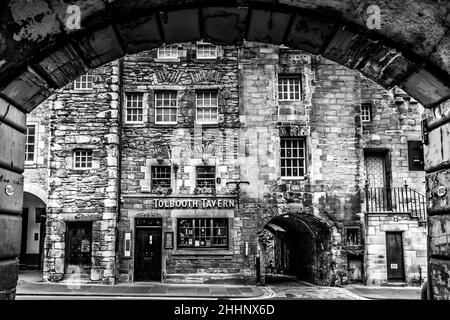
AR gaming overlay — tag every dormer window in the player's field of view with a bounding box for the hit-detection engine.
[157,45,179,60]
[196,42,217,59]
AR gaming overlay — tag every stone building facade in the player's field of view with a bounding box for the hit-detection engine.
[22,42,427,286]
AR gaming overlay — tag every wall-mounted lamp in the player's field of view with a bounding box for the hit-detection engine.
[216,177,221,184]
[156,156,164,163]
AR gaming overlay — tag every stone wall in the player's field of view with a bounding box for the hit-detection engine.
[365,214,427,286]
[43,62,120,284]
[117,44,253,283]
[24,101,51,197]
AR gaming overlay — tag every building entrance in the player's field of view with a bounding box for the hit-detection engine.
[134,218,162,282]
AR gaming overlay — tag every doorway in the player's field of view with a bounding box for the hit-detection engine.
[134,218,162,282]
[65,221,93,275]
[364,149,392,211]
[386,232,406,282]
[20,192,47,269]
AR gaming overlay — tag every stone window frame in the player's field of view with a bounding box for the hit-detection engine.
[151,165,172,190]
[73,71,94,91]
[73,149,93,170]
[177,217,229,249]
[344,226,363,246]
[124,92,145,124]
[195,90,218,124]
[195,166,216,192]
[280,136,307,179]
[25,122,38,166]
[361,103,372,123]
[154,90,178,125]
[277,74,302,101]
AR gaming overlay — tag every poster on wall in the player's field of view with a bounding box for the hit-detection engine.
[164,232,174,249]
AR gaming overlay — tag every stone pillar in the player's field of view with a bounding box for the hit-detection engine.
[423,100,450,300]
[0,99,26,299]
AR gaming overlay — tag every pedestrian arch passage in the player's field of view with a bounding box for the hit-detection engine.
[1,0,450,299]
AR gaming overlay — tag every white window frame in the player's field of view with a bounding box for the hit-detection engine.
[125,93,144,123]
[73,71,94,90]
[361,103,372,122]
[157,45,179,60]
[280,137,306,179]
[73,149,93,170]
[278,75,302,101]
[196,41,218,59]
[196,91,218,124]
[154,91,178,124]
[25,123,38,165]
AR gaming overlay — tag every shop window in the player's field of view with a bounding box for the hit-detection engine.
[25,124,37,163]
[345,227,361,246]
[195,166,216,193]
[196,42,217,59]
[125,93,144,123]
[361,103,372,122]
[278,75,302,101]
[155,91,177,124]
[280,137,306,178]
[408,141,424,171]
[73,71,94,90]
[73,149,93,169]
[196,90,218,124]
[177,218,228,248]
[151,166,171,193]
[157,45,179,59]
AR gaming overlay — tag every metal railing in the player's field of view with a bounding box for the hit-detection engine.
[364,182,427,222]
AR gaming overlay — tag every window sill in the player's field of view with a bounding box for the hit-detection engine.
[154,58,180,63]
[24,163,37,168]
[172,249,233,256]
[280,177,307,181]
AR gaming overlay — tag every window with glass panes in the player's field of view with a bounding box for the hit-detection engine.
[196,166,216,189]
[155,91,177,123]
[73,71,94,90]
[196,91,218,124]
[125,93,144,123]
[361,103,372,122]
[151,166,171,188]
[25,125,36,163]
[278,76,301,100]
[157,45,179,59]
[196,44,217,59]
[178,218,228,248]
[73,150,93,169]
[280,137,306,178]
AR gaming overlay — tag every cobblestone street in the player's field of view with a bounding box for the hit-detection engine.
[268,282,366,300]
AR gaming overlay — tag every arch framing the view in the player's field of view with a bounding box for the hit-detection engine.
[0,0,449,114]
[0,0,450,300]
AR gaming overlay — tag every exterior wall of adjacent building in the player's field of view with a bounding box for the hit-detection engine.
[361,80,427,286]
[41,62,121,283]
[23,41,427,286]
[21,101,50,268]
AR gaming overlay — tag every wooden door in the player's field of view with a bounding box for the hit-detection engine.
[135,228,162,281]
[386,232,405,281]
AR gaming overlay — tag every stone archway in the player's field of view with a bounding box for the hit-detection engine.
[1,0,450,299]
[258,209,335,286]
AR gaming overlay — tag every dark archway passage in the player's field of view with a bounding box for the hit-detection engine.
[0,0,450,299]
[260,213,332,285]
